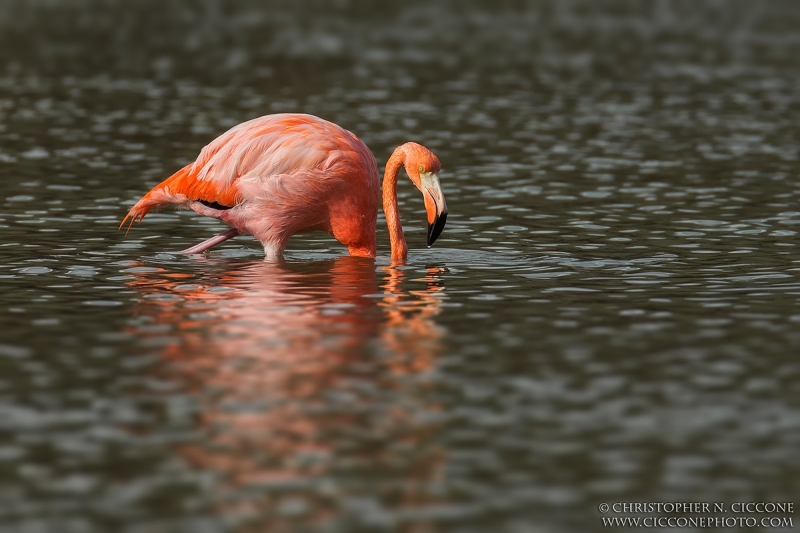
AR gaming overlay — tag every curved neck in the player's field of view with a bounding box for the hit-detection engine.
[383,147,408,263]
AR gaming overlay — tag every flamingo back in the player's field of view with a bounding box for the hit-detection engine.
[122,114,377,230]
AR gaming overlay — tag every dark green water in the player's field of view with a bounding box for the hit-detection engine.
[1,1,799,532]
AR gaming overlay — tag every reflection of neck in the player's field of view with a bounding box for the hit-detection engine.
[383,147,409,263]
[379,265,445,375]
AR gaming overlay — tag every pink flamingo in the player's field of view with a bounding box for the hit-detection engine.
[121,113,448,262]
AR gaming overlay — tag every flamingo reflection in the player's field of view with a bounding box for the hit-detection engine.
[126,256,448,527]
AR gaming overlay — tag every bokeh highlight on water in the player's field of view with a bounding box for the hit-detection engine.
[1,1,799,532]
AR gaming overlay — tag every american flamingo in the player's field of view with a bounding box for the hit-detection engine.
[121,113,448,262]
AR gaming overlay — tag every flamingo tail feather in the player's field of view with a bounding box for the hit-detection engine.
[120,164,195,233]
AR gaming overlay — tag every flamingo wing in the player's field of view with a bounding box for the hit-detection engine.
[121,114,363,231]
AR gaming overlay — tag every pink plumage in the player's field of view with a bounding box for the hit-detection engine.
[122,113,448,262]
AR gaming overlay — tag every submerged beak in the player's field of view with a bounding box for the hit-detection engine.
[421,173,448,248]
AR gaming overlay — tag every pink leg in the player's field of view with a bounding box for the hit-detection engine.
[178,228,240,254]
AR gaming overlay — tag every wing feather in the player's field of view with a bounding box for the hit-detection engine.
[121,114,367,231]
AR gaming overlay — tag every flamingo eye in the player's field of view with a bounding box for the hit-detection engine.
[418,165,425,173]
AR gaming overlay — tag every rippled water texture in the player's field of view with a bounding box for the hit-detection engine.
[1,1,800,532]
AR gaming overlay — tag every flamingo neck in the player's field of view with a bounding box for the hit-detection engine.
[383,147,408,263]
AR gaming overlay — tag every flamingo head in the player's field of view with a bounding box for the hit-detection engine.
[403,143,448,248]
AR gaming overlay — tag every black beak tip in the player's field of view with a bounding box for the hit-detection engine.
[427,211,448,248]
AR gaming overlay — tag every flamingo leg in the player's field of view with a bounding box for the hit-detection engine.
[178,228,240,254]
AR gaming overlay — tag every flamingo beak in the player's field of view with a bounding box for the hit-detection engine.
[421,173,448,248]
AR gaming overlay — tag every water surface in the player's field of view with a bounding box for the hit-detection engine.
[1,1,799,532]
